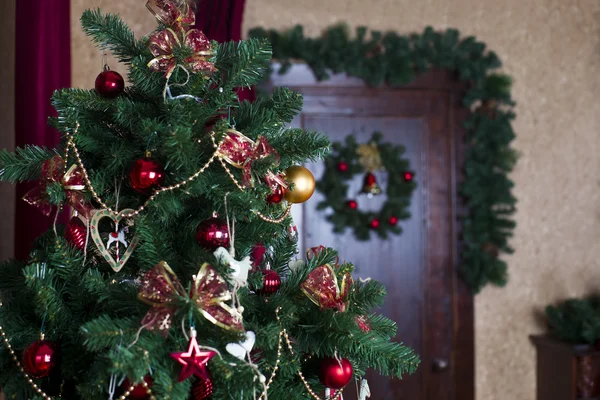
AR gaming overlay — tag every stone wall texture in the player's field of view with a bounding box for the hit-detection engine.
[71,1,600,399]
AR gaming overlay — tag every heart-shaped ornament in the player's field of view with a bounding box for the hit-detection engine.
[90,209,139,272]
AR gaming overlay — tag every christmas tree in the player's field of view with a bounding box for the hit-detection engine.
[0,1,419,399]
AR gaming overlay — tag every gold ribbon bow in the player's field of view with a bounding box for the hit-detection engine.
[139,261,244,336]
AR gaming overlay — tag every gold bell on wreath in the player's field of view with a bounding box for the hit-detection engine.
[360,172,381,196]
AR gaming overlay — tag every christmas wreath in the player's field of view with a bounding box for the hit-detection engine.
[316,132,416,240]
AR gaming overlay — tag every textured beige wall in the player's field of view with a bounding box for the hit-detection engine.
[71,1,600,399]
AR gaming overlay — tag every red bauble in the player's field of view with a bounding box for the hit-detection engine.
[192,378,213,400]
[65,217,87,250]
[369,218,380,229]
[95,69,125,98]
[250,243,267,267]
[129,157,165,194]
[388,215,398,226]
[318,357,353,389]
[22,340,56,378]
[337,162,348,172]
[403,171,414,182]
[257,269,281,295]
[122,376,153,400]
[266,184,286,204]
[196,217,230,251]
[346,200,358,210]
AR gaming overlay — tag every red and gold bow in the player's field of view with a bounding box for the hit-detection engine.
[139,261,244,337]
[146,0,195,30]
[217,129,280,188]
[148,28,215,79]
[23,155,92,218]
[301,263,353,313]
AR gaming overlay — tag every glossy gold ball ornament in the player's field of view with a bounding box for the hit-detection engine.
[284,166,315,203]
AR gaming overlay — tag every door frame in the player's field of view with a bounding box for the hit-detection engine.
[267,64,474,400]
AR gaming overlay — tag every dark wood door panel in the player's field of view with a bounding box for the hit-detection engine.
[273,66,474,400]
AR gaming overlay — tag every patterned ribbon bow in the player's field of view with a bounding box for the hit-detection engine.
[217,129,281,188]
[146,0,215,78]
[139,261,244,337]
[301,247,353,312]
[146,0,195,30]
[23,155,92,218]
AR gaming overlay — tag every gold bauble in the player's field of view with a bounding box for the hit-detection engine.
[284,166,315,204]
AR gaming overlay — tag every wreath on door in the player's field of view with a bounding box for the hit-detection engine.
[316,132,416,240]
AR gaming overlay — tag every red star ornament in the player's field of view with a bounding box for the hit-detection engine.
[170,334,216,382]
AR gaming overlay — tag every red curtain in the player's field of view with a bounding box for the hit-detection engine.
[195,0,255,102]
[14,0,71,259]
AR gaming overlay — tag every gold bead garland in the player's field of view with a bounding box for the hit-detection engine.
[258,307,344,400]
[66,122,290,223]
[0,302,156,400]
[118,378,157,400]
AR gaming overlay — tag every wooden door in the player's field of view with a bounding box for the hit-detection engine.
[270,65,474,400]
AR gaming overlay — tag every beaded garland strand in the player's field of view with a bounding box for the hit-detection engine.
[65,122,291,224]
[259,307,344,400]
[0,301,156,400]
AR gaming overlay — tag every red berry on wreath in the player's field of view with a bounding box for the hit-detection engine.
[403,171,414,182]
[347,200,358,210]
[95,67,125,98]
[318,357,353,389]
[196,215,230,251]
[369,218,380,229]
[389,215,398,226]
[22,339,56,378]
[337,161,348,172]
[129,153,165,193]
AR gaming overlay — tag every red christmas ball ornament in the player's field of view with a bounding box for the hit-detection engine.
[22,340,56,378]
[196,216,230,251]
[192,378,213,400]
[129,154,165,194]
[388,215,398,226]
[257,269,281,295]
[95,68,125,98]
[122,376,153,400]
[369,218,380,229]
[266,184,286,204]
[64,216,87,251]
[346,200,358,210]
[403,171,414,182]
[337,161,348,172]
[318,357,353,389]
